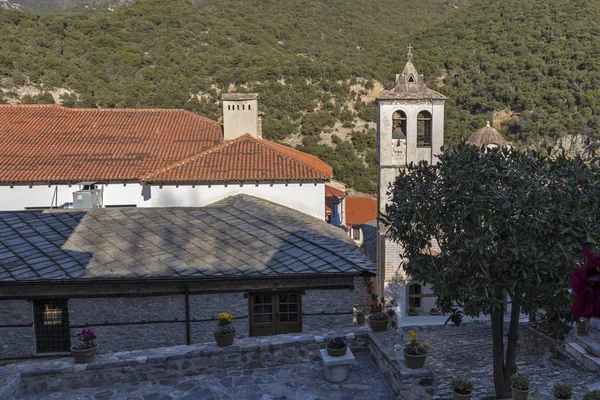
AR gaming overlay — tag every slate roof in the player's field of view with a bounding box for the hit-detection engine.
[0,105,331,184]
[0,195,374,283]
[142,135,332,183]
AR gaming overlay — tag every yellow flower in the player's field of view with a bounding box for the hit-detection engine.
[409,331,417,340]
[424,342,431,349]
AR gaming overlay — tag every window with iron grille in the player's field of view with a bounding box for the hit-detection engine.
[33,299,71,353]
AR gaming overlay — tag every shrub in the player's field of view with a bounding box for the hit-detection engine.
[327,337,346,349]
[452,378,474,395]
[214,312,236,335]
[404,331,430,356]
[553,383,572,400]
[584,391,600,400]
[511,374,529,391]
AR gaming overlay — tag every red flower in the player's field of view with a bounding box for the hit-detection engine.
[571,249,600,319]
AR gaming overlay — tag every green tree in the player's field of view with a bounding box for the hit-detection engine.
[385,146,600,398]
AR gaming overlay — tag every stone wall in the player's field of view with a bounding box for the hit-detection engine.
[352,276,371,311]
[0,288,357,359]
[519,324,556,356]
[0,300,35,358]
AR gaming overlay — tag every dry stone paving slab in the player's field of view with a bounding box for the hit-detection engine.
[409,322,599,399]
[22,355,394,400]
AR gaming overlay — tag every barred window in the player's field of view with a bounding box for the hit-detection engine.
[33,299,71,353]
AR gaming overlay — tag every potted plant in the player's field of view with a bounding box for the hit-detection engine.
[556,328,565,344]
[429,307,441,316]
[368,303,389,332]
[326,337,347,357]
[452,378,474,400]
[549,344,559,359]
[553,383,573,400]
[408,307,419,316]
[577,317,588,336]
[70,329,98,364]
[355,310,365,326]
[403,331,430,369]
[511,374,529,400]
[214,312,236,347]
[369,294,378,307]
[584,391,600,400]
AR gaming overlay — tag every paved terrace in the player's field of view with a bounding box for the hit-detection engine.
[23,355,393,400]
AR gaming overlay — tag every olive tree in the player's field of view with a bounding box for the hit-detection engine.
[384,146,600,398]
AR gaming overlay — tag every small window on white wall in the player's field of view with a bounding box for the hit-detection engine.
[352,227,361,241]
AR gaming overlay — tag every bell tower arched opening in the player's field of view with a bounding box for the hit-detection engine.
[392,110,407,139]
[417,111,432,147]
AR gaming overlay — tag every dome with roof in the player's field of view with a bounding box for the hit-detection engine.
[466,121,511,148]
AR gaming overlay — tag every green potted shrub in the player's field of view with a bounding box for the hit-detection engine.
[214,312,236,347]
[556,328,565,344]
[355,310,365,326]
[549,344,559,359]
[511,374,529,400]
[403,331,430,369]
[451,378,474,400]
[584,390,600,400]
[577,317,588,336]
[553,383,573,400]
[326,337,347,357]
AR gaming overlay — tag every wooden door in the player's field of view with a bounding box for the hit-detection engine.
[249,291,302,336]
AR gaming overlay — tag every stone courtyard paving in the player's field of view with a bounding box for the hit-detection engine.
[410,322,600,399]
[23,354,394,400]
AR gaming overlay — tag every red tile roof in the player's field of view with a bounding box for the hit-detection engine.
[345,195,377,226]
[142,134,331,183]
[325,184,345,213]
[0,105,331,184]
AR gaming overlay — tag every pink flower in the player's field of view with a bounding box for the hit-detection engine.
[571,249,600,319]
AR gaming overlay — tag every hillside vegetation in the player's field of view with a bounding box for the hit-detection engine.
[1,0,599,192]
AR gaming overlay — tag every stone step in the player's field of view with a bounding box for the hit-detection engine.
[564,341,600,372]
[573,331,600,357]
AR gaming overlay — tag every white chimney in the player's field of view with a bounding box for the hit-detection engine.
[222,93,259,141]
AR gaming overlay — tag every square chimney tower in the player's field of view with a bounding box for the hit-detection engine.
[222,93,260,140]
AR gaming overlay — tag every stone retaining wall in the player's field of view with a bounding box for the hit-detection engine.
[0,326,433,400]
[519,324,556,355]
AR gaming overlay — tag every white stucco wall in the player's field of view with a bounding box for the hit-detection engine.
[0,182,325,219]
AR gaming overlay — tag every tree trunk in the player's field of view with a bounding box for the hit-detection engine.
[490,308,507,398]
[504,294,522,396]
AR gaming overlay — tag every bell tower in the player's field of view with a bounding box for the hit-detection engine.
[375,45,447,319]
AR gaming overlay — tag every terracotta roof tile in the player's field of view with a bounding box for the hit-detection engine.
[141,135,331,183]
[345,195,377,226]
[0,105,331,184]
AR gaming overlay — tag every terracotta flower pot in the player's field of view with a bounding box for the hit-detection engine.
[369,317,389,332]
[403,352,427,369]
[453,391,472,400]
[511,387,529,400]
[71,345,98,364]
[577,321,587,336]
[214,332,235,347]
[326,344,347,357]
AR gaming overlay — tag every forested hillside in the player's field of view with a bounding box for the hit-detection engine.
[1,0,599,193]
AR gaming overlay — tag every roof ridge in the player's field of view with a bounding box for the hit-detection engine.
[259,140,332,177]
[141,135,331,182]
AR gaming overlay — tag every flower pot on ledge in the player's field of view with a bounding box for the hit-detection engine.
[403,352,427,369]
[511,387,529,400]
[369,317,389,332]
[452,391,472,400]
[71,345,98,364]
[326,344,347,357]
[214,332,235,347]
